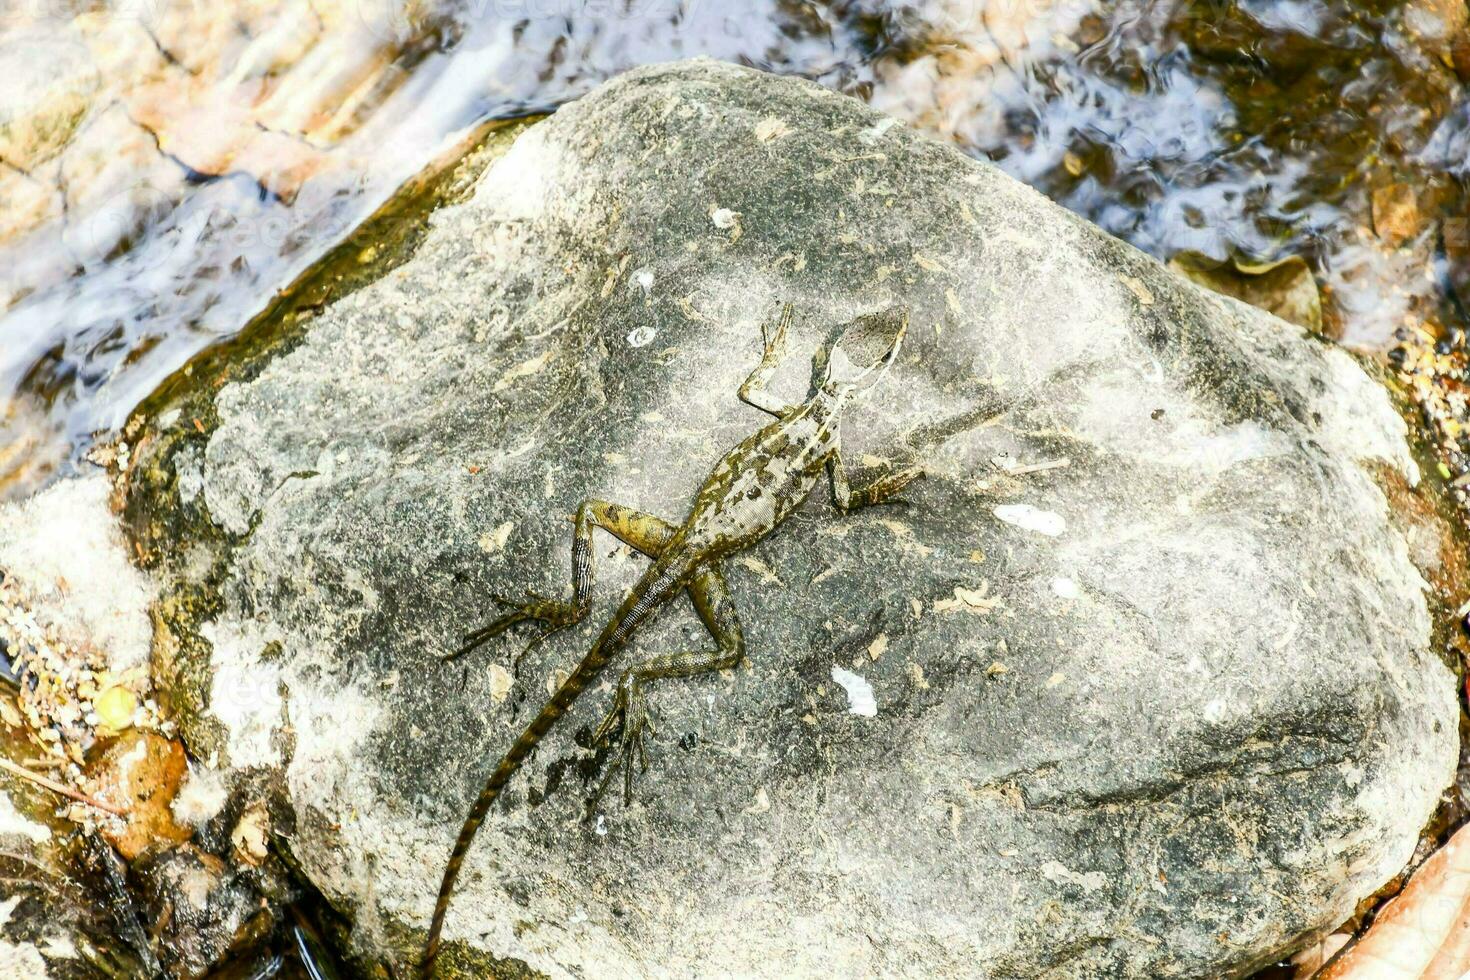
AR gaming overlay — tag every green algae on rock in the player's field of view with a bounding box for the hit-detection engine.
[56,61,1470,976]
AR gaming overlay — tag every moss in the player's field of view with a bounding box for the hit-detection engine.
[114,113,543,947]
[356,918,548,980]
[123,115,540,753]
[431,941,547,980]
[1371,357,1470,665]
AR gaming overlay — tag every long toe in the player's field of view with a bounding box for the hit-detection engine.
[591,752,624,809]
[592,707,616,747]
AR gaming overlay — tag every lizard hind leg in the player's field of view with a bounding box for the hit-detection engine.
[592,564,745,806]
[447,500,677,661]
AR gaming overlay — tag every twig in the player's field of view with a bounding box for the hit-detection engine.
[991,457,1071,476]
[0,756,127,816]
[1008,458,1071,476]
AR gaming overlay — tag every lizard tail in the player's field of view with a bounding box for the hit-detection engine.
[419,679,582,977]
[419,560,690,977]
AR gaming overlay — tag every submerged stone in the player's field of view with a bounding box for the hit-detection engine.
[68,60,1469,975]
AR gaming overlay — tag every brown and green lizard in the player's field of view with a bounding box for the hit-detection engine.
[420,303,923,976]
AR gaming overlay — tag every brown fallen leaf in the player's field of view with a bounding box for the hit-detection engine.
[84,731,193,860]
[1319,822,1470,979]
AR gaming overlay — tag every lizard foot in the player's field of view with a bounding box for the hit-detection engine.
[760,302,792,359]
[887,465,927,498]
[591,676,656,806]
[446,591,583,661]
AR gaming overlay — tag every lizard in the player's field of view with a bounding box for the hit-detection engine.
[420,302,924,976]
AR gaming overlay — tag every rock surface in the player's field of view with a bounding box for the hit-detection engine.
[118,61,1457,977]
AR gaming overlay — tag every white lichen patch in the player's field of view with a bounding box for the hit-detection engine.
[0,893,49,977]
[0,940,48,979]
[1041,860,1108,893]
[993,504,1066,537]
[831,666,877,717]
[0,475,155,674]
[202,619,286,769]
[0,477,165,764]
[171,764,229,828]
[1315,345,1420,483]
[283,678,381,826]
[0,790,49,844]
[174,444,205,503]
[473,123,560,222]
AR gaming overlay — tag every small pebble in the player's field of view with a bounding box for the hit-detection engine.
[95,687,138,731]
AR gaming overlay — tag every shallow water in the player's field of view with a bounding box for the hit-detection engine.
[1,0,1466,500]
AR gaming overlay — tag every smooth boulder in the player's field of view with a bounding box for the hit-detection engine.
[122,60,1456,977]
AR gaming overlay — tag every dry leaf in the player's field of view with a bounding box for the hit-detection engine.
[231,803,271,867]
[1170,252,1322,333]
[1371,183,1423,249]
[754,117,792,141]
[1320,822,1470,979]
[867,634,889,661]
[84,732,192,860]
[1120,275,1155,306]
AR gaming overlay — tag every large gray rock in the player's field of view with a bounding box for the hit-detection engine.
[128,61,1456,976]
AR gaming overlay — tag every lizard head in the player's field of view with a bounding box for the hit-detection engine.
[812,305,909,402]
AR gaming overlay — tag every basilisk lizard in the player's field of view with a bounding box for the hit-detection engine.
[421,303,923,976]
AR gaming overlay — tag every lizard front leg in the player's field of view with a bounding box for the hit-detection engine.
[592,564,744,805]
[450,500,677,659]
[828,447,924,512]
[738,303,796,418]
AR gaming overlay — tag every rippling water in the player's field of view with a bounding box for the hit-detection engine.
[2,0,1466,499]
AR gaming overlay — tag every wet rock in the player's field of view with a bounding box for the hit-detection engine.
[1372,182,1427,248]
[0,29,98,173]
[0,0,465,267]
[1404,0,1470,69]
[1169,252,1323,332]
[115,61,1460,976]
[1443,216,1470,311]
[865,0,1093,148]
[0,735,151,979]
[129,843,271,980]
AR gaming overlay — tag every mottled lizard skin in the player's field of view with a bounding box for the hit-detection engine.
[421,304,921,976]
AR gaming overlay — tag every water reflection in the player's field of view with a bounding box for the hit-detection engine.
[0,0,875,497]
[1,0,1465,499]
